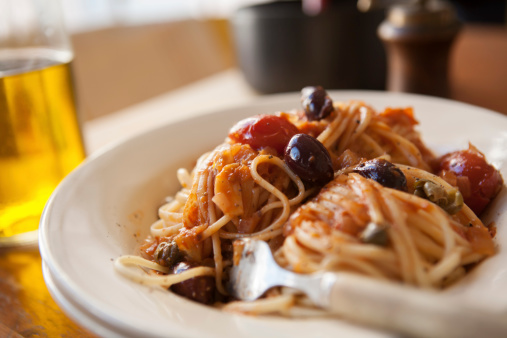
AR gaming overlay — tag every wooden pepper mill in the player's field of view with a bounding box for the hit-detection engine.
[362,0,461,97]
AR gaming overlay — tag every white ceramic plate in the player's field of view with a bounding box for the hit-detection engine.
[40,91,507,338]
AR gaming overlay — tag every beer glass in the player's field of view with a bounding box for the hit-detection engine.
[0,0,85,246]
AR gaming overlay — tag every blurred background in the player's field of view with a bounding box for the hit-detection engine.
[62,0,507,121]
[1,2,506,336]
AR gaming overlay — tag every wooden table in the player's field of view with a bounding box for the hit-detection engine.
[0,23,506,337]
[0,246,95,337]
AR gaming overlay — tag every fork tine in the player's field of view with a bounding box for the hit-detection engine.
[228,239,281,301]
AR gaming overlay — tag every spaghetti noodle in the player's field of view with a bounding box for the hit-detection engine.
[115,86,502,315]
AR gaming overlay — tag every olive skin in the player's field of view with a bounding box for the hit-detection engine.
[284,134,334,185]
[301,86,334,121]
[170,261,216,305]
[352,159,408,192]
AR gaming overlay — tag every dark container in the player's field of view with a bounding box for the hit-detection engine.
[378,1,461,98]
[230,0,387,94]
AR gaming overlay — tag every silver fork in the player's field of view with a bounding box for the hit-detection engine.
[228,239,507,338]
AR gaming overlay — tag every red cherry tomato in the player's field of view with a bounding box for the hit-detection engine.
[437,145,503,215]
[228,115,299,154]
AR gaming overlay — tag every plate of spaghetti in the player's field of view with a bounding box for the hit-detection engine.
[40,89,507,338]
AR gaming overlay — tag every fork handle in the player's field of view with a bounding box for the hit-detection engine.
[321,273,507,338]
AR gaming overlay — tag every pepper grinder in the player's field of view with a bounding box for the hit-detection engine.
[360,0,461,97]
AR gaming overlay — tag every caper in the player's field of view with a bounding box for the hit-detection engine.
[352,159,408,192]
[154,241,184,268]
[445,189,464,215]
[414,180,447,204]
[360,222,389,246]
[301,86,334,121]
[413,179,464,215]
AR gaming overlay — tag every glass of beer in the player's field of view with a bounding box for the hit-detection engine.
[0,0,86,247]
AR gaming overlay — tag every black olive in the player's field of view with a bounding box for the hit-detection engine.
[284,134,334,185]
[154,241,184,268]
[301,86,334,121]
[170,261,216,305]
[352,159,408,192]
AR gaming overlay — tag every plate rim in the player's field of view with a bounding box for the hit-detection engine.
[39,90,507,337]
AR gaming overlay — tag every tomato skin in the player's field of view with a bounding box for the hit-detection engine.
[228,115,299,154]
[437,145,503,215]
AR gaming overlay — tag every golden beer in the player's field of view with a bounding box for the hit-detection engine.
[0,52,85,241]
